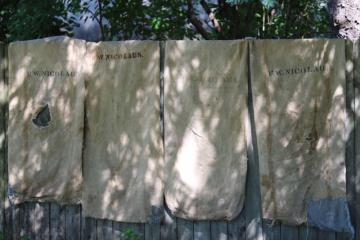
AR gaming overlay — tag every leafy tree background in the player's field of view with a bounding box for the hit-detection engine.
[0,0,358,43]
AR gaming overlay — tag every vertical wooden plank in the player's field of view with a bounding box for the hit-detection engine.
[34,202,50,240]
[65,205,81,240]
[50,203,66,240]
[336,231,353,240]
[81,217,97,240]
[96,219,113,240]
[280,225,298,240]
[211,221,228,240]
[298,225,317,240]
[145,222,161,240]
[262,220,280,240]
[228,211,246,240]
[318,230,335,240]
[19,203,27,239]
[193,221,210,240]
[113,221,122,239]
[11,204,20,240]
[3,43,12,240]
[351,40,360,240]
[246,40,263,240]
[161,208,177,240]
[345,40,357,240]
[26,202,37,240]
[0,41,5,237]
[177,218,193,240]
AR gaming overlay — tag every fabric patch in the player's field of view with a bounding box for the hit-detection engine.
[32,104,51,128]
[307,198,354,236]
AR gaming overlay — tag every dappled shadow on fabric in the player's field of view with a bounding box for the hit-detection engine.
[82,41,163,223]
[251,39,352,234]
[7,37,85,204]
[164,40,248,220]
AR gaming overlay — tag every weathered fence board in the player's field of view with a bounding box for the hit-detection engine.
[299,225,318,240]
[211,221,228,240]
[1,40,360,240]
[194,221,210,240]
[280,225,298,240]
[0,42,5,237]
[352,40,360,240]
[50,203,66,240]
[227,213,246,240]
[262,220,280,240]
[161,208,177,240]
[82,217,96,240]
[177,218,193,240]
[145,222,161,240]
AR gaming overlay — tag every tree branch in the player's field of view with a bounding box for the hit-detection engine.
[97,0,105,41]
[200,0,224,38]
[187,0,210,39]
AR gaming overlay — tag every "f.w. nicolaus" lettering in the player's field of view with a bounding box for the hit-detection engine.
[97,52,143,61]
[269,65,325,77]
[27,70,76,77]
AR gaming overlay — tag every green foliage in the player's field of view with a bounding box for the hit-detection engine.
[0,0,79,42]
[122,228,140,240]
[73,0,194,40]
[0,0,334,42]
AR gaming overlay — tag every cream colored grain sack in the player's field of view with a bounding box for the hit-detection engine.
[164,41,248,220]
[83,41,162,222]
[8,37,85,204]
[252,39,346,225]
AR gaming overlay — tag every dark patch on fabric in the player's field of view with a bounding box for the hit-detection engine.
[307,198,354,237]
[32,104,51,128]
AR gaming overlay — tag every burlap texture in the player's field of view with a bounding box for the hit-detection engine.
[83,41,163,222]
[164,40,248,220]
[8,36,85,204]
[251,39,346,224]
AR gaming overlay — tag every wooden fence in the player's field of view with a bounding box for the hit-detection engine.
[0,40,359,240]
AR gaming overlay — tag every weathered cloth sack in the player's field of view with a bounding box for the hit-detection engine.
[252,39,348,226]
[8,37,85,204]
[83,41,163,222]
[164,40,248,220]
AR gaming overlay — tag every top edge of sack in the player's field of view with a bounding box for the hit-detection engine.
[165,39,247,43]
[9,36,86,45]
[86,40,160,44]
[251,38,344,42]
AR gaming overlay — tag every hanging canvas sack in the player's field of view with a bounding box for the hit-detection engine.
[252,39,353,234]
[83,41,163,222]
[8,37,85,204]
[164,40,248,220]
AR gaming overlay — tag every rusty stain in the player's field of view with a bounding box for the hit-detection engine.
[261,175,272,188]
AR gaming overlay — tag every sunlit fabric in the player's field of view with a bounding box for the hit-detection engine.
[82,41,163,222]
[164,40,248,220]
[8,36,85,204]
[252,39,349,228]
